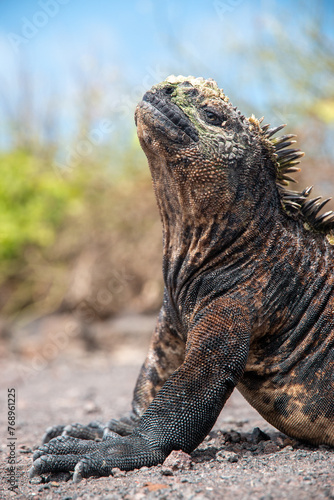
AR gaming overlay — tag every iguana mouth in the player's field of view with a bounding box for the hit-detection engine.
[139,91,199,143]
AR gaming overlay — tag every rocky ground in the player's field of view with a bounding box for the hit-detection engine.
[1,313,333,499]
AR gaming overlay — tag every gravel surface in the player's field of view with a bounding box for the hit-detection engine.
[1,315,334,499]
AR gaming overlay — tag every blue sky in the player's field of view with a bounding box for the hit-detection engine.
[0,0,265,91]
[0,0,333,150]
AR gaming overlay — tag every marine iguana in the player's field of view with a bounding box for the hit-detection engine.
[30,75,334,482]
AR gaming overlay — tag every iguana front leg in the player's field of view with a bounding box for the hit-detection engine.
[106,305,186,434]
[41,305,185,443]
[30,299,250,481]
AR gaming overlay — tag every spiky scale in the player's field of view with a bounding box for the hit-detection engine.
[280,167,301,175]
[284,200,302,209]
[272,134,297,145]
[311,198,332,216]
[321,213,334,225]
[282,175,298,183]
[301,197,323,214]
[278,153,304,166]
[301,186,313,197]
[314,210,334,225]
[276,148,302,158]
[275,140,297,151]
[266,124,286,138]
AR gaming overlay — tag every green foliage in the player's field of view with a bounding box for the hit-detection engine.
[0,142,162,319]
[0,151,81,267]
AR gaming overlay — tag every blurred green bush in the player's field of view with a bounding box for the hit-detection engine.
[0,143,163,320]
[0,151,80,263]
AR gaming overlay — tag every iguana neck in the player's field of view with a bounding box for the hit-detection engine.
[148,155,281,294]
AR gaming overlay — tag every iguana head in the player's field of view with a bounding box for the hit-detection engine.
[135,75,271,223]
[135,75,334,237]
[135,74,248,156]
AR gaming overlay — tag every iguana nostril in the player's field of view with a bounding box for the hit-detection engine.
[141,90,199,143]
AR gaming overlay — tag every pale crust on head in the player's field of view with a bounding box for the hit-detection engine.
[164,75,229,102]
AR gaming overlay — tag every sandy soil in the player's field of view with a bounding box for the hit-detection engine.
[1,314,334,499]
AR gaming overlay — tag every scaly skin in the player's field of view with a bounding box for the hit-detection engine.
[30,75,334,482]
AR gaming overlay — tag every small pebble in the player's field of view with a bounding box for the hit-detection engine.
[216,450,239,463]
[251,427,270,444]
[161,467,173,476]
[163,450,193,470]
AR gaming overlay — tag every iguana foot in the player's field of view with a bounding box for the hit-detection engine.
[105,418,136,436]
[42,417,136,444]
[30,433,165,481]
[42,421,105,443]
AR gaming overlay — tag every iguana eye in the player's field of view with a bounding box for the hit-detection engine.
[203,108,222,126]
[164,85,174,95]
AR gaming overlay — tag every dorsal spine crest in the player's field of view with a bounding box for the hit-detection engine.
[261,122,334,234]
